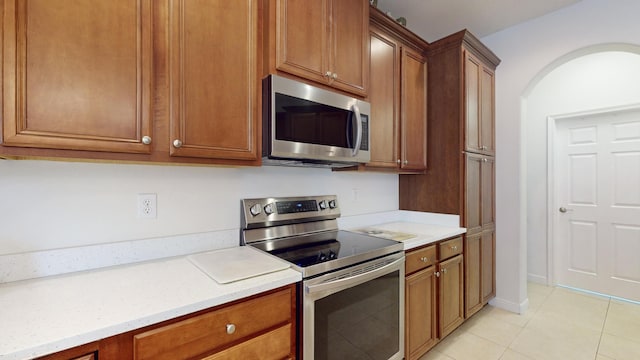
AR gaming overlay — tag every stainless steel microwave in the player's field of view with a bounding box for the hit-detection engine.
[262,75,371,168]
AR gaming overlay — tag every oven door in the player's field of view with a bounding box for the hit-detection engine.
[303,252,404,360]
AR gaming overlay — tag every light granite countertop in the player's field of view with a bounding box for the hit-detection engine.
[0,211,465,360]
[0,254,301,360]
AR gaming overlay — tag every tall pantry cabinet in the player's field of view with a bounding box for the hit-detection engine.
[399,30,500,318]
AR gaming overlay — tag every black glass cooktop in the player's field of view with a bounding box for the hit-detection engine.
[250,230,403,278]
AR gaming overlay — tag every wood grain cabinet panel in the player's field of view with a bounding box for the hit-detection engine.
[405,264,438,360]
[438,254,464,339]
[399,30,500,319]
[168,0,259,160]
[367,27,399,168]
[465,51,496,156]
[269,0,368,96]
[366,8,428,172]
[404,237,465,360]
[133,288,292,360]
[1,0,153,153]
[400,47,428,171]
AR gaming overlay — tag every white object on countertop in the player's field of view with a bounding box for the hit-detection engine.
[189,247,290,284]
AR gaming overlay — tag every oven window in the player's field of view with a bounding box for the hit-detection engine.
[314,270,400,360]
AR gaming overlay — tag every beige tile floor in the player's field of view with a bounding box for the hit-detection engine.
[420,283,640,360]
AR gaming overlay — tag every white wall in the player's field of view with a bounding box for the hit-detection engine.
[0,160,398,255]
[481,0,640,311]
[526,51,640,283]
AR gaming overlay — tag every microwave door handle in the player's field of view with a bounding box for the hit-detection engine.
[351,104,362,156]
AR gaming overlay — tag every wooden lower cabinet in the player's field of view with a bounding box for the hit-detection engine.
[405,264,438,359]
[404,238,464,360]
[438,254,464,338]
[464,228,496,318]
[37,285,296,360]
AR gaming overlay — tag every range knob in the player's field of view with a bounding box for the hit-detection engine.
[328,251,337,260]
[328,200,337,209]
[264,203,274,215]
[319,200,328,210]
[249,203,262,216]
[318,253,328,262]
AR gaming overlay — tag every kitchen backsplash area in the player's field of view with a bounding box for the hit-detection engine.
[0,160,399,281]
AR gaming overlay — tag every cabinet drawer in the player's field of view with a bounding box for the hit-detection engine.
[202,324,291,360]
[439,237,463,260]
[133,288,292,360]
[405,245,437,274]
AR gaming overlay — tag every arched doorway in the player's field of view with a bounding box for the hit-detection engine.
[521,45,640,301]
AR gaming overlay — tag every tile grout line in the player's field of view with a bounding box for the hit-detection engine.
[594,297,611,359]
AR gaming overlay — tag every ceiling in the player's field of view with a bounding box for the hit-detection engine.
[375,0,582,42]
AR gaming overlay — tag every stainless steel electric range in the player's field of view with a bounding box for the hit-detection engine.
[241,195,404,360]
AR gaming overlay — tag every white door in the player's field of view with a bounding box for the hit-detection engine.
[554,109,640,301]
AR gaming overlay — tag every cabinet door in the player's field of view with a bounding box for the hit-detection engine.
[168,0,259,160]
[464,233,482,318]
[400,47,427,171]
[481,228,496,302]
[274,0,328,85]
[481,155,495,228]
[465,51,495,155]
[464,153,482,232]
[464,52,481,153]
[1,0,153,153]
[405,266,438,360]
[329,0,369,96]
[480,66,495,155]
[367,27,399,168]
[438,254,464,338]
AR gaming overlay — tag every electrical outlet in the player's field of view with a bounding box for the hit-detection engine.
[138,193,157,219]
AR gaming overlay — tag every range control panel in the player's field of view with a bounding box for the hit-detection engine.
[241,195,340,229]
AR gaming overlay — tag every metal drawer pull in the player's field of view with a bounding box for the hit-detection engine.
[435,271,440,277]
[226,324,236,335]
[450,245,458,251]
[420,257,429,262]
[442,268,447,274]
[142,136,152,145]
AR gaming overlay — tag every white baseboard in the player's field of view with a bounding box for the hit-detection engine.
[527,273,548,285]
[489,296,530,314]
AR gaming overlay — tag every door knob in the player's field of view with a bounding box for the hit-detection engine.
[559,207,573,213]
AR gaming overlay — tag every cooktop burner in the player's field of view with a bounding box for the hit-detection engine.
[240,195,403,278]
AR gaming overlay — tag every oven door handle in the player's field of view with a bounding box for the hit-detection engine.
[351,104,362,156]
[305,256,403,294]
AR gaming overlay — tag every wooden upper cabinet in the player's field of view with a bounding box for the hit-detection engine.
[168,0,259,160]
[401,47,427,171]
[271,0,368,96]
[464,51,495,156]
[367,27,399,168]
[366,9,428,172]
[1,0,153,153]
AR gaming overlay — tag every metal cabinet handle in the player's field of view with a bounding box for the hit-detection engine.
[325,71,332,78]
[435,271,440,277]
[442,268,447,274]
[332,73,338,79]
[403,160,408,165]
[420,257,429,263]
[396,159,401,165]
[451,245,458,251]
[226,324,236,335]
[482,145,488,150]
[142,136,152,145]
[482,158,488,162]
[351,104,362,156]
[173,139,183,148]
